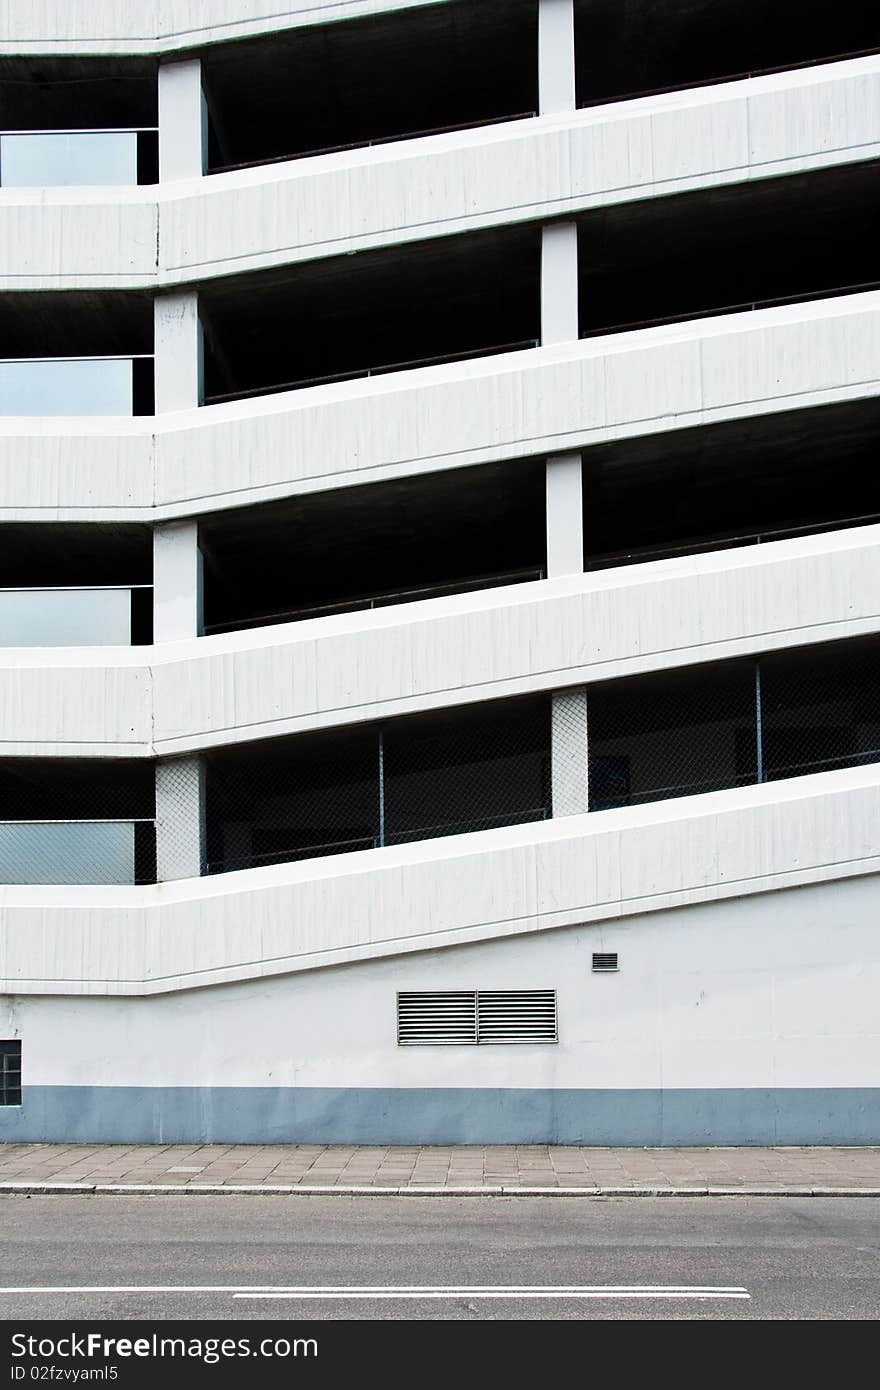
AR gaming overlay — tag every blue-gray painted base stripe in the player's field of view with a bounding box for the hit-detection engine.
[1,1087,880,1145]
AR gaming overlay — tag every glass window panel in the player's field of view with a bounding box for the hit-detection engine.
[0,358,133,416]
[0,131,138,188]
[0,589,131,646]
[0,821,136,885]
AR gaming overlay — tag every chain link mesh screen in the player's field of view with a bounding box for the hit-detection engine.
[202,694,551,876]
[587,634,880,812]
[0,758,154,885]
[587,658,755,810]
[760,638,880,782]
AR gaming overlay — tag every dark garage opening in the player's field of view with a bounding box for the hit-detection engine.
[577,160,879,338]
[575,0,880,107]
[202,0,537,172]
[200,225,541,403]
[582,396,880,569]
[200,458,546,634]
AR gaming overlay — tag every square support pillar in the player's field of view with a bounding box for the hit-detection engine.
[156,756,205,881]
[539,0,576,115]
[542,219,583,580]
[153,520,203,643]
[154,290,203,414]
[541,221,579,346]
[546,452,584,577]
[551,688,589,817]
[158,58,208,181]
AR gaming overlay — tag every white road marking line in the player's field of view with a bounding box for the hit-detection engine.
[0,1284,750,1301]
[235,1287,750,1302]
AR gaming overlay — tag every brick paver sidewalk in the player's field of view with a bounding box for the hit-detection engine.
[1,1143,879,1193]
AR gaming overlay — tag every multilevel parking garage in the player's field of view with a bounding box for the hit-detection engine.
[582,396,880,570]
[0,1,877,191]
[1,633,879,884]
[1,392,879,643]
[203,635,880,871]
[574,0,880,105]
[0,56,158,186]
[0,290,153,415]
[1,153,874,413]
[199,460,546,635]
[199,225,541,404]
[199,396,880,634]
[201,0,537,173]
[577,160,880,338]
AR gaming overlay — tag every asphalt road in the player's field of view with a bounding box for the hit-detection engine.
[0,1193,878,1321]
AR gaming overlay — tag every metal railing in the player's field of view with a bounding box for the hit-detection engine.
[580,279,880,341]
[210,111,536,174]
[204,339,539,406]
[384,805,550,846]
[577,47,880,110]
[0,353,152,365]
[0,127,158,136]
[204,806,550,876]
[585,510,880,571]
[203,567,544,635]
[207,833,380,874]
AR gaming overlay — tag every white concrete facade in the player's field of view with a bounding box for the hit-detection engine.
[1,521,880,757]
[2,290,880,523]
[2,56,879,292]
[1,0,879,1143]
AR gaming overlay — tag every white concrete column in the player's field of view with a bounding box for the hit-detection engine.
[541,214,582,574]
[153,520,203,642]
[552,688,589,817]
[154,291,203,413]
[153,521,204,879]
[542,221,582,575]
[539,0,576,115]
[539,74,587,816]
[158,58,207,181]
[547,450,586,813]
[151,227,205,885]
[541,220,579,346]
[156,756,206,881]
[546,452,584,577]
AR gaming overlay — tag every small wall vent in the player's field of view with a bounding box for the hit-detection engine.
[0,1040,21,1106]
[592,952,618,972]
[398,990,557,1045]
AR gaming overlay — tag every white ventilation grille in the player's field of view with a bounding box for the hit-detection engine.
[592,952,619,972]
[397,990,557,1045]
[397,991,477,1046]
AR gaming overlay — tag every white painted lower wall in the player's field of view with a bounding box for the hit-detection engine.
[1,871,878,1143]
[5,870,879,1091]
